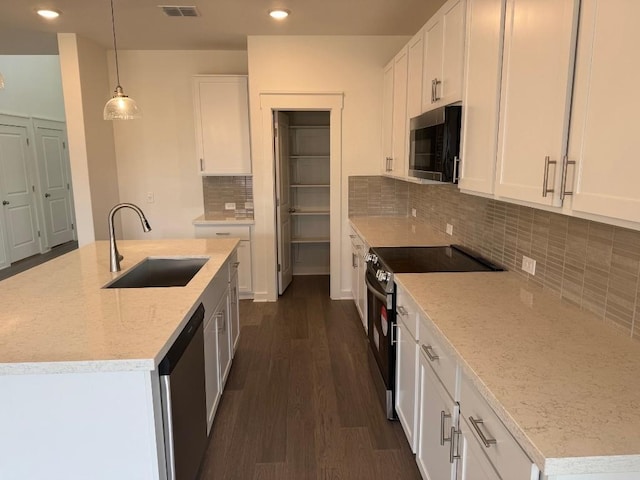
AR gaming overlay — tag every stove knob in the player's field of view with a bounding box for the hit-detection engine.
[365,253,378,264]
[376,269,382,280]
[383,272,392,282]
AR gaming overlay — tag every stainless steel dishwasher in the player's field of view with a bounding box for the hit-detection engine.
[159,303,207,480]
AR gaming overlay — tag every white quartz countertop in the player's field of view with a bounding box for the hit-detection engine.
[396,271,640,476]
[349,215,450,247]
[0,239,239,375]
[193,214,254,225]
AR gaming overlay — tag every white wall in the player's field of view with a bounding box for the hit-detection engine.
[247,36,408,301]
[108,50,248,240]
[58,34,121,244]
[0,55,65,120]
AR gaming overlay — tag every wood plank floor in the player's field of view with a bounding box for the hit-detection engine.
[198,275,421,480]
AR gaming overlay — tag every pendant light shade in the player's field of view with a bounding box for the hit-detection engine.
[103,0,141,120]
[0,72,5,89]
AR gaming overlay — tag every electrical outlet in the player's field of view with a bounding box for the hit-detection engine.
[522,256,537,275]
[446,223,454,235]
[411,208,417,218]
[224,202,236,210]
[146,192,154,203]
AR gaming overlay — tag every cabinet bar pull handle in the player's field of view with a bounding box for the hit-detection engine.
[215,232,231,236]
[422,344,439,361]
[433,78,441,102]
[352,253,357,268]
[397,305,409,317]
[349,234,356,239]
[391,322,397,345]
[542,156,557,197]
[200,158,204,171]
[453,156,460,183]
[449,426,461,463]
[468,416,497,448]
[431,78,436,103]
[440,410,452,446]
[560,155,576,201]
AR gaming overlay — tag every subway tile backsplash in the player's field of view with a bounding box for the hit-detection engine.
[202,176,254,219]
[348,175,640,341]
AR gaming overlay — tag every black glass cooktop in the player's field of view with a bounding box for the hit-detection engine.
[371,245,502,273]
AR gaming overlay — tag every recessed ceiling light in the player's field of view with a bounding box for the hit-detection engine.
[36,9,62,19]
[269,9,290,20]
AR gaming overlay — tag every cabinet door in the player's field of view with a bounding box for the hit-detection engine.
[441,0,466,104]
[193,76,251,175]
[417,351,458,480]
[391,47,409,177]
[237,239,252,296]
[395,320,418,453]
[229,273,240,354]
[568,0,640,224]
[407,30,425,120]
[216,292,232,388]
[203,311,220,434]
[381,60,394,174]
[494,0,579,206]
[458,0,505,195]
[423,15,444,111]
[458,420,500,480]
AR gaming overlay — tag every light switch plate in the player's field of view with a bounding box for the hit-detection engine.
[446,223,453,235]
[225,202,236,210]
[522,256,536,275]
[411,208,417,217]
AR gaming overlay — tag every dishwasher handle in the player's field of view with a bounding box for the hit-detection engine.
[159,303,205,375]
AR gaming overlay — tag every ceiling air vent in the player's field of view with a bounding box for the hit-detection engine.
[158,5,200,17]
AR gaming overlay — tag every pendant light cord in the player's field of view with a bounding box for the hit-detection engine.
[110,0,121,87]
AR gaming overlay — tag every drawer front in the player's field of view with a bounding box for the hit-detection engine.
[396,285,419,340]
[418,315,458,398]
[460,375,536,480]
[195,224,251,241]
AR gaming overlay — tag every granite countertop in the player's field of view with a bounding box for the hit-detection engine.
[0,238,239,375]
[396,272,640,475]
[349,216,450,247]
[193,214,255,225]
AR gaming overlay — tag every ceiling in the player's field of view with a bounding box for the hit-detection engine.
[0,0,446,54]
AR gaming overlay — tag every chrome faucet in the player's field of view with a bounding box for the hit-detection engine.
[108,203,152,272]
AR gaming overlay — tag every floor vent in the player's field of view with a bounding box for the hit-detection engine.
[158,5,200,17]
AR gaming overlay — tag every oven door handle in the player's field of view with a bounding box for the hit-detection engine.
[365,275,389,304]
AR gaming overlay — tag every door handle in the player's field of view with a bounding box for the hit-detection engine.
[45,193,51,198]
[2,200,9,205]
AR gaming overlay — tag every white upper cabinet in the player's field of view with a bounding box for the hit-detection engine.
[193,75,252,175]
[494,0,580,207]
[567,0,640,224]
[458,0,506,195]
[381,47,409,178]
[422,0,466,112]
[407,30,425,121]
[381,59,395,175]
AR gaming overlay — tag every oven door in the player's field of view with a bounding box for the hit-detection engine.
[365,269,396,419]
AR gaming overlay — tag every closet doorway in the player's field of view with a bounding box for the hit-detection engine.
[275,110,331,295]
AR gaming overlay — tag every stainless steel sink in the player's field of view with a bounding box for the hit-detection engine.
[103,257,209,289]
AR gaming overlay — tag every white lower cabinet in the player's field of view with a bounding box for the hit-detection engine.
[458,418,501,480]
[194,223,253,298]
[216,291,232,389]
[203,306,221,434]
[349,229,367,330]
[417,348,460,480]
[395,318,419,452]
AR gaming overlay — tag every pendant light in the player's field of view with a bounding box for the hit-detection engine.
[0,72,4,89]
[103,0,141,120]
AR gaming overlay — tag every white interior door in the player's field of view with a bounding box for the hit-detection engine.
[275,111,293,294]
[33,120,75,248]
[0,124,41,263]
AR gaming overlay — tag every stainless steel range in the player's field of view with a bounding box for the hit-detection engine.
[364,245,503,420]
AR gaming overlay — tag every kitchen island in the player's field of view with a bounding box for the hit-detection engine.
[0,238,239,480]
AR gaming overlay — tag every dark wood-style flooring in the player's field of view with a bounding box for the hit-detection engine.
[0,241,78,282]
[198,275,420,480]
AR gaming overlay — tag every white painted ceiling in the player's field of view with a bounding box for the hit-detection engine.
[0,0,446,54]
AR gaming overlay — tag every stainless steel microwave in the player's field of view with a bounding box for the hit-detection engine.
[408,105,462,183]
